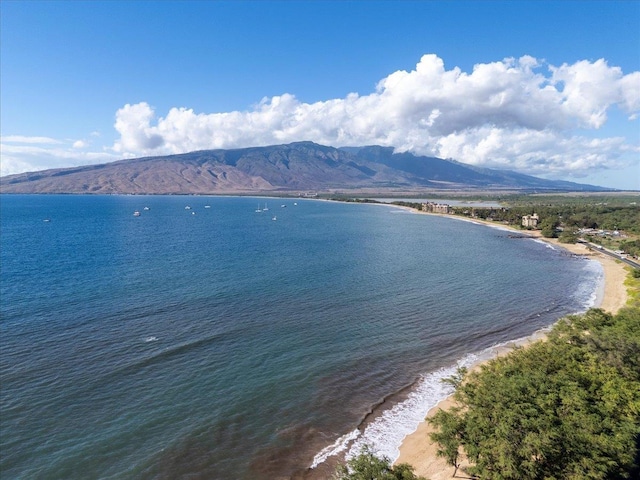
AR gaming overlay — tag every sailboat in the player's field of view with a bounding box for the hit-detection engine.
[255,204,262,212]
[263,203,269,211]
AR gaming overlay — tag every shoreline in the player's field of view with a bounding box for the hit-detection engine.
[394,211,631,480]
[306,203,624,477]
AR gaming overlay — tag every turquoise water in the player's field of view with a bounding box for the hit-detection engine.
[0,195,600,479]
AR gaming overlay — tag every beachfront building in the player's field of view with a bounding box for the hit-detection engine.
[422,202,452,214]
[522,213,539,228]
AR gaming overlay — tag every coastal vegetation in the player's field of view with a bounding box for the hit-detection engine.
[330,194,640,479]
[379,194,640,255]
[448,198,640,235]
[428,306,640,479]
[626,268,640,309]
[334,308,640,479]
[334,446,426,480]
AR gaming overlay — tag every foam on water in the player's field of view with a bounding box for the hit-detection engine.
[310,430,361,468]
[576,258,604,310]
[527,237,559,251]
[346,355,478,463]
[446,215,516,235]
[310,353,479,468]
[310,252,603,470]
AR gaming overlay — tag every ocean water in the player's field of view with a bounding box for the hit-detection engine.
[0,195,601,480]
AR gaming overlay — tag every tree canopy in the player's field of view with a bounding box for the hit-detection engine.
[333,446,427,480]
[429,307,640,479]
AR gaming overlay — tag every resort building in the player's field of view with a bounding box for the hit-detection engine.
[421,202,452,214]
[522,213,539,228]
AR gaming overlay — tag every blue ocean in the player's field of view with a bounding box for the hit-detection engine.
[0,195,601,479]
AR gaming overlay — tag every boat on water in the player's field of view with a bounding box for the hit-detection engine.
[204,205,211,209]
[185,206,191,210]
[133,211,141,217]
[263,203,269,211]
[255,204,262,212]
[143,206,150,211]
[272,215,277,221]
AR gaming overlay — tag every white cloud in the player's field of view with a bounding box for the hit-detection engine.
[434,127,637,177]
[0,141,119,176]
[1,135,62,144]
[113,102,164,152]
[549,59,639,128]
[106,55,639,181]
[2,54,638,184]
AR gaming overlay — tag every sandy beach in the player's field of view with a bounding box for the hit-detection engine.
[394,213,631,480]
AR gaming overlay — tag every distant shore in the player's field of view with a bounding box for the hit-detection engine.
[394,210,630,480]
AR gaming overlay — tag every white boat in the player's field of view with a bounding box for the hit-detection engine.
[133,211,141,217]
[185,206,191,210]
[263,203,269,211]
[255,204,262,212]
[272,215,277,221]
[281,204,286,208]
[143,206,150,211]
[204,205,211,209]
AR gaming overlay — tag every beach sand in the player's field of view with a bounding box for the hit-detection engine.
[394,215,631,480]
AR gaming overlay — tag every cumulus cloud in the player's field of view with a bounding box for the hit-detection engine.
[108,55,639,179]
[550,59,640,128]
[2,54,638,181]
[435,127,636,176]
[113,102,164,152]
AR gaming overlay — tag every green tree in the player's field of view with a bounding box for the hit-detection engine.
[428,307,640,480]
[558,229,579,243]
[441,366,467,389]
[620,240,640,257]
[539,217,559,238]
[333,446,427,480]
[427,407,465,476]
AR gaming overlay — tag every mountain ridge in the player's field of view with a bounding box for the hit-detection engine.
[0,141,609,194]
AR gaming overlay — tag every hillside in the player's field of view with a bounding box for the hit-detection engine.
[0,142,608,194]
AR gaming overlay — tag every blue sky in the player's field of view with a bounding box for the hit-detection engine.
[1,0,639,189]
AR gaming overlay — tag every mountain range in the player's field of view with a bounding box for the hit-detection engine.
[0,142,608,194]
